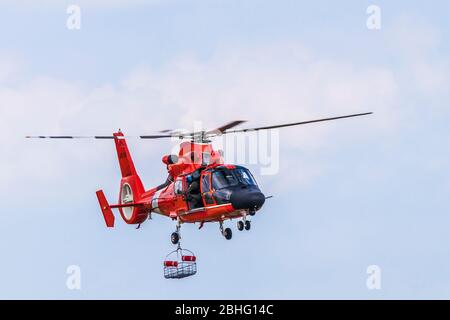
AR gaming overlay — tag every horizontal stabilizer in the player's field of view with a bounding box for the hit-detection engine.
[96,190,115,228]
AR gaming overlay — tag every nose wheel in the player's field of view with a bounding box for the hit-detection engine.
[237,212,252,231]
[237,220,251,231]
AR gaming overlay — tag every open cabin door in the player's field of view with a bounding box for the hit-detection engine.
[201,172,216,206]
[173,176,189,213]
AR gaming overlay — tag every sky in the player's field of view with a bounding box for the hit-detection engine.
[0,0,449,299]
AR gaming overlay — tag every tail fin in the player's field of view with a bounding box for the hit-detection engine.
[114,131,138,178]
[113,131,147,224]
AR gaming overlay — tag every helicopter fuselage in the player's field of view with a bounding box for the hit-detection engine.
[110,137,265,227]
[149,163,265,224]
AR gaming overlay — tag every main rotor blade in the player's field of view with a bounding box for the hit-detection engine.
[26,112,372,141]
[25,134,174,139]
[206,120,247,134]
[157,120,247,138]
[25,135,117,139]
[221,112,373,134]
[139,134,176,139]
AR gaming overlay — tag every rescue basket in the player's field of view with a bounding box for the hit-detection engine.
[163,247,197,279]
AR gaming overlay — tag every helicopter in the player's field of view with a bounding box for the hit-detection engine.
[26,112,371,245]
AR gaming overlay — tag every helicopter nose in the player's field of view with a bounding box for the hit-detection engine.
[230,190,265,210]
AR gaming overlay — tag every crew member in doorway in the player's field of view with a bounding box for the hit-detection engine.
[186,177,202,209]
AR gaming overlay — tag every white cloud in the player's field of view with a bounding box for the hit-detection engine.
[388,15,441,59]
[0,42,399,196]
[0,54,22,84]
[123,44,396,135]
[388,15,450,98]
[412,61,449,96]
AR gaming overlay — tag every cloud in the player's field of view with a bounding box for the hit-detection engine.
[411,61,449,96]
[0,12,449,299]
[0,54,22,84]
[387,15,449,98]
[0,42,399,198]
[123,43,397,134]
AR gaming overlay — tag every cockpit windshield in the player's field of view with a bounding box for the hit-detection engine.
[212,167,257,190]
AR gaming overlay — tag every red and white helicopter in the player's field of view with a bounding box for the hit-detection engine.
[27,112,371,245]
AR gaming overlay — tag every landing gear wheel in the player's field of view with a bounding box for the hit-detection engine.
[245,221,251,231]
[223,228,232,240]
[237,221,244,231]
[249,210,256,216]
[171,232,180,245]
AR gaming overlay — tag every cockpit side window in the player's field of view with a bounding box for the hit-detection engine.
[212,168,257,190]
[212,169,238,190]
[201,173,211,193]
[235,168,257,186]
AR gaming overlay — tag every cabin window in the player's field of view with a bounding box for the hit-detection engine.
[212,168,257,190]
[236,168,257,186]
[201,152,211,166]
[202,173,211,192]
[174,178,183,195]
[212,169,238,189]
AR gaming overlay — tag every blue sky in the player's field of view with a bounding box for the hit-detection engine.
[0,0,449,299]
